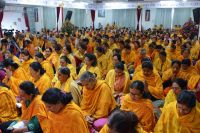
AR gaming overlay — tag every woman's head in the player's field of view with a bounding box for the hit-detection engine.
[96,46,105,57]
[108,110,139,133]
[181,59,191,70]
[129,80,149,100]
[172,78,187,96]
[134,41,140,49]
[84,53,97,67]
[113,54,121,65]
[60,55,71,67]
[20,50,32,61]
[45,47,52,58]
[42,88,73,113]
[35,52,45,63]
[62,44,72,55]
[172,60,181,74]
[124,45,131,54]
[78,43,87,53]
[4,49,14,59]
[52,43,62,53]
[142,61,153,77]
[58,67,70,83]
[79,71,97,90]
[177,90,196,116]
[159,51,167,62]
[182,48,190,58]
[114,62,124,77]
[19,81,39,102]
[3,58,19,71]
[29,62,46,79]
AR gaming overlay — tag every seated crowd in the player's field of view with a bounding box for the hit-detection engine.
[0,24,200,133]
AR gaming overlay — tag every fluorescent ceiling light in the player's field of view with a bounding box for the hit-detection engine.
[160,1,177,4]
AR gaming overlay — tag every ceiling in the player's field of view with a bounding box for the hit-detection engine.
[5,0,200,9]
[61,0,198,2]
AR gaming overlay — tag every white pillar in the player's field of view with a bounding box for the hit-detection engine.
[171,8,174,30]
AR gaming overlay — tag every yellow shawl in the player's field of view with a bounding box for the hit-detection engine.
[163,89,176,109]
[78,64,101,79]
[121,94,155,132]
[46,102,89,133]
[0,87,18,122]
[41,60,54,80]
[21,96,48,132]
[35,74,51,94]
[105,69,130,94]
[132,71,164,99]
[154,101,200,133]
[81,80,116,119]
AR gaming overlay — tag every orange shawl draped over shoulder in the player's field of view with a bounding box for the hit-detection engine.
[0,87,18,123]
[188,75,200,90]
[46,102,89,133]
[21,96,48,132]
[35,74,51,94]
[81,80,116,119]
[154,101,200,133]
[121,94,155,132]
[132,71,164,99]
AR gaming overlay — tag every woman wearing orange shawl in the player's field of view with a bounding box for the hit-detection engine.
[11,81,48,133]
[42,88,89,133]
[154,51,171,76]
[35,52,54,80]
[166,44,181,61]
[132,61,164,100]
[154,90,200,133]
[4,50,21,66]
[179,59,197,81]
[105,62,130,104]
[164,78,187,108]
[78,53,101,79]
[177,48,192,61]
[147,43,156,61]
[134,48,149,69]
[79,71,117,132]
[24,39,35,57]
[54,67,82,106]
[96,46,108,79]
[188,75,200,102]
[20,50,34,78]
[2,59,29,96]
[45,46,60,71]
[121,80,155,132]
[29,62,51,94]
[62,44,76,68]
[121,44,135,69]
[0,82,18,123]
[162,60,182,95]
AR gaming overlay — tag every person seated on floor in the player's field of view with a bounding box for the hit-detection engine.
[154,90,200,132]
[79,71,117,132]
[121,80,155,132]
[100,110,146,133]
[42,88,89,133]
